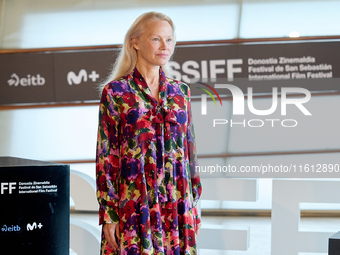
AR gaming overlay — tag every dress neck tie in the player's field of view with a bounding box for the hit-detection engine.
[133,67,177,205]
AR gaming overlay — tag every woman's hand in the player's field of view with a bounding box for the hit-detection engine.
[103,223,120,251]
[196,222,202,235]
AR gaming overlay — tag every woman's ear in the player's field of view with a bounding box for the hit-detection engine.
[132,38,139,50]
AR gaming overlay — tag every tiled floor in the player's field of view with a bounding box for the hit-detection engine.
[70,213,340,255]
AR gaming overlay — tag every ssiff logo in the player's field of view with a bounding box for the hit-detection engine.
[1,182,16,194]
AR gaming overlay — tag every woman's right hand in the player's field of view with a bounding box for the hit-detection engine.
[103,223,120,251]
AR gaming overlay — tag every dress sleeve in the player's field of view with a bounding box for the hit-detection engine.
[96,84,121,225]
[186,86,202,210]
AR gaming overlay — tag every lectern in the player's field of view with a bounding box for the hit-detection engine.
[329,231,340,255]
[0,157,70,255]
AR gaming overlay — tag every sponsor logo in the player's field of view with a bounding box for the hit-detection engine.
[67,69,99,85]
[1,225,21,232]
[27,222,43,231]
[0,223,43,232]
[7,73,45,86]
[1,182,16,195]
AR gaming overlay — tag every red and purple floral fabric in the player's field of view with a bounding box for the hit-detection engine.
[96,67,202,255]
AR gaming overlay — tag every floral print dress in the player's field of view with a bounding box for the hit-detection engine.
[96,67,202,255]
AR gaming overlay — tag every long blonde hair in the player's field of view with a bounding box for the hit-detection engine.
[99,11,176,92]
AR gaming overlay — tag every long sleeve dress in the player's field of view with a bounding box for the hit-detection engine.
[96,67,202,255]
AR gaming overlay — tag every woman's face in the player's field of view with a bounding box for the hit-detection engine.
[134,19,174,68]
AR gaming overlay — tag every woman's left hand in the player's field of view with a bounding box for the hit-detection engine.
[196,222,202,235]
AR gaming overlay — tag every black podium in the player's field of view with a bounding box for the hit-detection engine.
[329,231,340,255]
[0,157,70,255]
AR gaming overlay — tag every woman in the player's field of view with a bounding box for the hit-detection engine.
[96,11,202,255]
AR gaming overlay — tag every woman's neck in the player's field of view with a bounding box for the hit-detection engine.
[136,63,160,86]
[136,63,161,104]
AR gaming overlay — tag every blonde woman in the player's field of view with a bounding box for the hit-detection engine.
[96,11,202,255]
